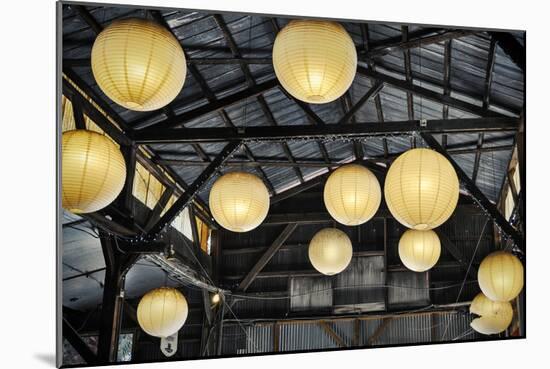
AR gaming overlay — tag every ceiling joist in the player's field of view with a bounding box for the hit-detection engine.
[133,117,518,144]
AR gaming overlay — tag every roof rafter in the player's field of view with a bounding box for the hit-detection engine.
[421,133,523,249]
[358,67,504,118]
[144,140,242,240]
[133,117,519,144]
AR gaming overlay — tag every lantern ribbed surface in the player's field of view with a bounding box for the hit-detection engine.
[384,148,459,230]
[470,292,513,335]
[137,287,189,338]
[62,130,126,214]
[209,172,270,232]
[324,164,381,226]
[272,20,357,104]
[91,18,186,111]
[308,228,353,275]
[478,251,524,302]
[398,229,441,272]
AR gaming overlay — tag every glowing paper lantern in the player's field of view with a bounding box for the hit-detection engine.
[272,20,357,104]
[478,251,524,302]
[398,229,441,272]
[470,292,513,335]
[91,18,186,111]
[209,172,270,232]
[323,164,381,226]
[62,130,126,214]
[137,287,189,338]
[308,228,353,275]
[384,148,459,230]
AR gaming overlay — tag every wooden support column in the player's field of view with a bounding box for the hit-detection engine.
[117,144,137,216]
[353,319,361,346]
[215,302,226,356]
[273,322,280,352]
[97,232,139,363]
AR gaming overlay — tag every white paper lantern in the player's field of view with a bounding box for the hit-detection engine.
[385,148,459,230]
[324,164,381,225]
[308,228,353,275]
[137,287,189,338]
[209,172,270,232]
[91,18,186,111]
[478,251,524,302]
[272,20,357,104]
[470,292,513,335]
[398,229,441,272]
[62,130,126,214]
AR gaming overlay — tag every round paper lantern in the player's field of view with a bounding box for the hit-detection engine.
[308,228,353,275]
[324,164,381,226]
[478,251,524,302]
[470,317,511,335]
[272,20,357,104]
[137,287,189,338]
[384,148,459,230]
[91,18,186,111]
[62,130,126,214]
[398,229,441,272]
[209,172,270,232]
[470,292,513,335]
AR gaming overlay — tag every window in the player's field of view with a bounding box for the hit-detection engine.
[162,195,194,240]
[133,162,166,210]
[61,95,118,146]
[504,163,521,221]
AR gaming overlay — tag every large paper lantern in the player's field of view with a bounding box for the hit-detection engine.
[324,164,381,226]
[385,148,459,230]
[137,287,189,338]
[91,18,186,111]
[209,172,270,232]
[308,228,353,275]
[272,20,357,104]
[478,251,524,302]
[470,292,513,335]
[62,130,126,214]
[398,229,441,272]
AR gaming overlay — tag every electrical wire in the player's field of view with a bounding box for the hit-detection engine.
[440,217,489,340]
[451,327,474,341]
[229,280,479,301]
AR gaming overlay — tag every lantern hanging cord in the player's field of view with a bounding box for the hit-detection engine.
[451,327,474,341]
[228,280,479,301]
[440,216,489,340]
[173,228,262,352]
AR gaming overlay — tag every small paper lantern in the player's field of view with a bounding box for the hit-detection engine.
[385,148,459,230]
[478,251,524,302]
[272,20,357,104]
[398,229,441,272]
[62,130,126,214]
[209,172,270,232]
[137,287,189,338]
[91,18,186,111]
[470,292,513,335]
[324,164,381,226]
[308,228,353,275]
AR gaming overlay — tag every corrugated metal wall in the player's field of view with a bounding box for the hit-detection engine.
[221,311,484,355]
